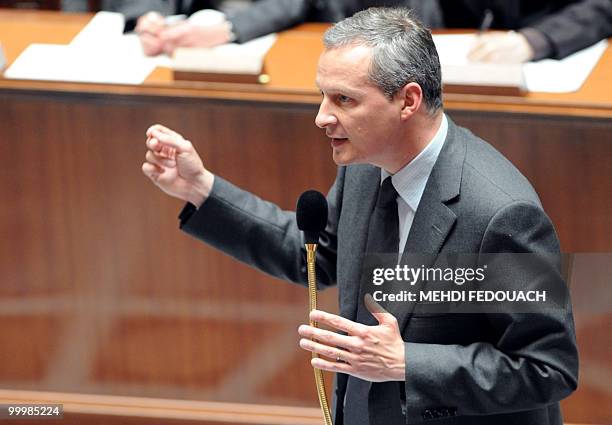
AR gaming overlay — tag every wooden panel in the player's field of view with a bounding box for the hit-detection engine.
[93,318,282,389]
[0,389,598,425]
[0,91,338,408]
[0,317,62,381]
[447,111,612,252]
[561,313,612,424]
[0,390,324,424]
[260,350,334,404]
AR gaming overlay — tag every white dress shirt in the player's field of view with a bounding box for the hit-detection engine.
[381,113,448,254]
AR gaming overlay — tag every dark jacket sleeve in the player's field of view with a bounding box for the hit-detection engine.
[224,0,388,43]
[225,0,314,43]
[178,170,343,288]
[402,201,579,421]
[524,0,612,59]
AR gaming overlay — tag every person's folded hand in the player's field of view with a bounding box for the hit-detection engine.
[136,12,166,56]
[468,31,535,64]
[159,21,233,55]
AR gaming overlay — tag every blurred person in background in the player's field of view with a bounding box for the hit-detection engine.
[127,0,612,62]
[62,0,253,56]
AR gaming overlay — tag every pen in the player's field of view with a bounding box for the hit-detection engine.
[478,9,494,34]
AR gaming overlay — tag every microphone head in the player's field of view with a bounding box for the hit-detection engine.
[296,190,328,244]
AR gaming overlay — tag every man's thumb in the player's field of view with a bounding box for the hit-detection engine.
[364,293,395,325]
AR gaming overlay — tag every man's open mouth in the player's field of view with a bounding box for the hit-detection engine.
[331,138,348,147]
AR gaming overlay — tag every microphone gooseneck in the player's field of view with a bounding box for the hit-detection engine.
[296,190,333,425]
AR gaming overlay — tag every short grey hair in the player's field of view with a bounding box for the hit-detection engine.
[323,7,442,113]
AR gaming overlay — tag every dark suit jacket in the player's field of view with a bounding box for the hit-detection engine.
[225,0,611,60]
[179,117,578,424]
[226,0,441,42]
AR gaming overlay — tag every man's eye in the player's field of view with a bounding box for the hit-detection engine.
[338,95,351,103]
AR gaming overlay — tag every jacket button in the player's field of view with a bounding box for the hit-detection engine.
[421,409,434,420]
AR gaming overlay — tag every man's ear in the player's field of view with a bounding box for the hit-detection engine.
[397,82,423,120]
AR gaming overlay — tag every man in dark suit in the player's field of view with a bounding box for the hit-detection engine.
[135,0,611,62]
[142,7,578,424]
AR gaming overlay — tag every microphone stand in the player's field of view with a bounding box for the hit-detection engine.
[306,243,333,425]
[297,190,332,424]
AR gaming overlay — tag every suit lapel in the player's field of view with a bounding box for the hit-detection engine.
[387,119,466,330]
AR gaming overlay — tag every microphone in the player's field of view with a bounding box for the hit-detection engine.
[296,190,328,244]
[296,190,333,425]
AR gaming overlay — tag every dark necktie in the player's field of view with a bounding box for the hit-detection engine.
[344,177,404,425]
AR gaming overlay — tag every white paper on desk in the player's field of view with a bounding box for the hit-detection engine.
[4,43,158,84]
[3,11,172,84]
[69,11,170,67]
[69,11,172,68]
[433,34,524,90]
[172,34,277,74]
[433,34,475,66]
[432,34,607,93]
[523,40,607,93]
[70,11,126,48]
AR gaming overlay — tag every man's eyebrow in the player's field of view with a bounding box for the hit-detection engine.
[316,82,366,97]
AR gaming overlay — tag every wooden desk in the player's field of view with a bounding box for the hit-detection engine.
[0,10,611,424]
[0,390,323,425]
[2,10,612,116]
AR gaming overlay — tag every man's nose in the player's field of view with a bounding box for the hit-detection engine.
[315,101,337,129]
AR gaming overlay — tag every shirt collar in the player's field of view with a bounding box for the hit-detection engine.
[381,113,448,211]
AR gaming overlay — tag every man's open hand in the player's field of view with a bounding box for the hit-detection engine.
[298,294,405,382]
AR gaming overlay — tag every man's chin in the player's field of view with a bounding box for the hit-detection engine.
[331,150,349,166]
[331,150,359,166]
